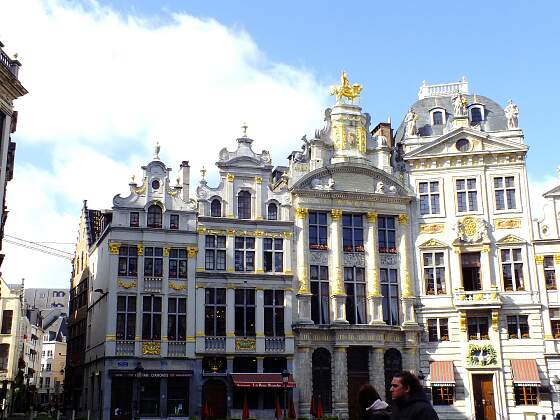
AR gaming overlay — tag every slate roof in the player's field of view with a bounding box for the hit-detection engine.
[394,94,509,144]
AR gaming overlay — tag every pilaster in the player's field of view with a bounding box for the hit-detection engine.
[283,232,293,274]
[481,245,492,289]
[195,287,205,353]
[196,230,205,272]
[296,347,313,417]
[295,208,312,323]
[255,289,264,353]
[226,174,234,217]
[254,176,263,220]
[226,287,235,352]
[330,209,347,323]
[333,346,349,419]
[226,230,235,272]
[366,212,383,324]
[398,214,415,325]
[369,348,385,398]
[255,236,264,273]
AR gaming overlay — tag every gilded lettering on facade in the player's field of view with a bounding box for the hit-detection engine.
[494,218,522,230]
[169,282,187,291]
[419,224,444,234]
[117,279,136,289]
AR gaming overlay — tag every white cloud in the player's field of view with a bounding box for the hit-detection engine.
[528,174,559,221]
[0,0,328,287]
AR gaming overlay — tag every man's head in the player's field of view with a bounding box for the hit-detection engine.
[390,371,422,401]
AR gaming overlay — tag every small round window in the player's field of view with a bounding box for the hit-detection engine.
[455,139,470,152]
[151,179,160,190]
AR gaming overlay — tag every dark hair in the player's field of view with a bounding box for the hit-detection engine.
[358,384,381,412]
[393,371,423,394]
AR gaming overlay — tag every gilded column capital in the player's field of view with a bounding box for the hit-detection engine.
[187,247,198,258]
[163,247,170,257]
[197,226,206,234]
[137,244,144,256]
[227,173,235,182]
[227,229,236,237]
[331,209,343,220]
[366,212,378,223]
[535,255,544,265]
[554,255,560,264]
[295,208,308,219]
[398,214,409,225]
[255,176,262,184]
[109,242,121,254]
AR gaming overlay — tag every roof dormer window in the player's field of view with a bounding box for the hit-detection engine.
[429,108,447,126]
[469,105,484,124]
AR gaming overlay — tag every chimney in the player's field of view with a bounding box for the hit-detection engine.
[180,161,190,201]
[371,122,394,148]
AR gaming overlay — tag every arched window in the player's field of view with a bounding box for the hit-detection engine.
[147,205,162,228]
[470,106,483,124]
[384,348,403,402]
[312,348,332,413]
[432,111,443,125]
[267,203,278,221]
[211,199,222,217]
[237,191,251,219]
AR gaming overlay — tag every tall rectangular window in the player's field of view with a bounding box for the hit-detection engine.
[118,246,138,277]
[378,216,397,253]
[551,309,560,339]
[427,318,449,342]
[507,315,529,339]
[342,214,364,252]
[501,248,524,291]
[419,181,440,215]
[309,211,328,250]
[0,310,12,335]
[432,386,454,405]
[205,288,226,336]
[494,176,516,210]
[235,289,255,337]
[144,247,163,277]
[129,212,139,227]
[168,297,187,341]
[456,178,478,212]
[514,386,538,405]
[467,316,489,340]
[169,214,179,230]
[116,296,136,340]
[235,237,255,272]
[264,238,283,273]
[310,265,330,325]
[205,235,226,271]
[381,268,399,325]
[544,256,556,290]
[423,252,446,295]
[344,267,366,324]
[169,248,187,279]
[264,290,284,337]
[141,296,162,340]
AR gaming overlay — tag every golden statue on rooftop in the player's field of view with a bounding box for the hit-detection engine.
[330,71,363,103]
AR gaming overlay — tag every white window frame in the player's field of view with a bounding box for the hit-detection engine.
[430,108,447,126]
[427,318,449,342]
[490,173,522,214]
[209,196,223,218]
[500,247,525,292]
[417,178,445,218]
[468,104,485,124]
[453,175,483,215]
[422,251,447,295]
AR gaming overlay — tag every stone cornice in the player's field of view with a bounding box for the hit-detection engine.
[293,190,412,204]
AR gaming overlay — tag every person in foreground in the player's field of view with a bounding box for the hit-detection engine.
[358,383,391,420]
[390,371,439,420]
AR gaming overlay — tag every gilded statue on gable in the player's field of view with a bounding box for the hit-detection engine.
[330,71,363,103]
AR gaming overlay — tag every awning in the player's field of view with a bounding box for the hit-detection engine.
[430,361,455,386]
[231,373,296,388]
[511,359,540,386]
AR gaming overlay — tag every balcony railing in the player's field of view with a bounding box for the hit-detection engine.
[116,340,135,356]
[205,336,226,351]
[0,47,20,78]
[264,337,285,352]
[453,288,501,308]
[167,341,186,357]
[144,277,162,293]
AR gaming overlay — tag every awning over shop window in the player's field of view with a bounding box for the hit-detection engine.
[430,361,455,386]
[231,373,296,388]
[511,359,540,386]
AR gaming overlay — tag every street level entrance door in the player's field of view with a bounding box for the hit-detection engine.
[202,379,227,419]
[347,347,370,420]
[472,374,495,420]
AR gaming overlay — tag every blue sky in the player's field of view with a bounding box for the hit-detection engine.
[1,0,559,287]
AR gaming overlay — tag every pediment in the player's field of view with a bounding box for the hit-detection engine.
[419,239,448,249]
[291,162,411,197]
[544,184,560,198]
[405,128,527,159]
[496,234,526,244]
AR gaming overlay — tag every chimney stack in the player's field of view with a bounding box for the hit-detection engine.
[180,161,190,201]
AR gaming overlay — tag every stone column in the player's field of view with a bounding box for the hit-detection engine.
[555,255,560,286]
[296,347,313,417]
[333,346,349,419]
[330,209,347,323]
[226,173,235,217]
[295,208,312,323]
[196,229,206,272]
[398,214,415,325]
[366,212,383,324]
[195,286,206,353]
[481,244,492,289]
[255,235,264,273]
[226,229,235,272]
[369,348,386,399]
[403,347,419,374]
[226,287,235,352]
[256,288,264,353]
[186,247,197,355]
[255,176,263,220]
[283,232,293,274]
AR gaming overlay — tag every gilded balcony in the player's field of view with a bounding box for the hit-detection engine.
[453,288,502,309]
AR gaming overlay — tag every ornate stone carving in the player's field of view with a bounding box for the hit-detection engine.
[142,341,161,355]
[419,224,444,234]
[169,281,187,291]
[117,279,136,289]
[311,178,335,191]
[467,344,497,367]
[109,242,121,254]
[398,214,409,225]
[226,173,235,182]
[331,209,342,220]
[497,234,525,244]
[295,208,308,219]
[504,99,519,129]
[187,247,198,258]
[379,255,397,266]
[137,244,144,256]
[375,181,385,194]
[455,216,488,243]
[255,176,262,184]
[404,108,418,137]
[494,218,522,230]
[367,212,377,223]
[309,251,328,265]
[419,239,447,249]
[343,252,365,267]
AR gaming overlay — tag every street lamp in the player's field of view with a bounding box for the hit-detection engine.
[134,362,144,419]
[281,369,290,420]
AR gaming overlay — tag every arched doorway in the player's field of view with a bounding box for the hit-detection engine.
[347,347,370,420]
[312,348,332,414]
[202,379,227,419]
[384,348,402,403]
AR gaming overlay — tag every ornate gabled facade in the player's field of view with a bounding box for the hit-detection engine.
[79,149,198,419]
[288,75,419,420]
[399,78,550,419]
[194,131,295,419]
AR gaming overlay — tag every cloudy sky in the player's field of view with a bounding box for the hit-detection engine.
[1,0,559,287]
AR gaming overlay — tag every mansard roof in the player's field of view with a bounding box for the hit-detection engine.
[395,94,509,143]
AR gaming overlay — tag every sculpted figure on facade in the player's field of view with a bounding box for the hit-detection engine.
[294,135,311,163]
[452,92,468,116]
[404,108,418,137]
[504,99,519,129]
